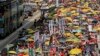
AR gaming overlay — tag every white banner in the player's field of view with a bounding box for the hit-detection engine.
[49,20,54,35]
[34,31,40,42]
[88,24,92,31]
[62,18,65,34]
[58,18,65,34]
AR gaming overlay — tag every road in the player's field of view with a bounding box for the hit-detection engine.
[0,10,41,50]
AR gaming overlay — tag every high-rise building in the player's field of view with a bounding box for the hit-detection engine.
[0,0,24,38]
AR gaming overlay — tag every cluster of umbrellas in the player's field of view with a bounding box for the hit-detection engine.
[6,0,100,56]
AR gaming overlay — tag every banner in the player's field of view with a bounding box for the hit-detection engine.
[34,31,40,42]
[49,20,54,35]
[88,24,92,31]
[58,18,65,34]
[62,18,65,34]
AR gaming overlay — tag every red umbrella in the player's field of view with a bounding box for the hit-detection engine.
[59,51,64,56]
[49,47,56,56]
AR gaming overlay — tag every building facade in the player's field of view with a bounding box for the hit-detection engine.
[0,0,24,38]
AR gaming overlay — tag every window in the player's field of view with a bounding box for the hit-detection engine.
[11,1,17,8]
[0,17,4,27]
[0,28,4,34]
[19,0,24,5]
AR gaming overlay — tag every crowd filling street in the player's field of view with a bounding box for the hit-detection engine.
[1,0,100,56]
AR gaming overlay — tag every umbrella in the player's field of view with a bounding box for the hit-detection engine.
[70,7,77,10]
[66,38,73,42]
[35,0,41,2]
[69,48,82,55]
[75,32,82,36]
[59,38,66,42]
[64,32,72,37]
[19,36,27,40]
[73,19,79,22]
[66,38,81,43]
[35,47,42,53]
[8,51,17,54]
[71,10,76,14]
[67,23,73,26]
[65,17,72,22]
[26,38,34,42]
[73,38,81,43]
[72,13,79,16]
[73,26,79,28]
[70,55,76,56]
[27,29,35,34]
[45,40,50,45]
[96,28,100,31]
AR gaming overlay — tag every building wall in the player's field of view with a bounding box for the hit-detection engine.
[0,0,24,38]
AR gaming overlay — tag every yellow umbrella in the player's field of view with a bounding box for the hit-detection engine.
[23,49,29,53]
[35,0,41,2]
[95,28,100,31]
[45,40,50,45]
[70,7,77,10]
[27,29,35,34]
[72,13,79,16]
[84,2,89,7]
[27,29,33,31]
[70,55,76,56]
[75,32,82,36]
[69,48,82,55]
[94,11,100,14]
[64,32,72,37]
[81,9,90,13]
[66,38,81,43]
[71,10,76,14]
[26,38,34,42]
[24,54,29,56]
[35,47,42,53]
[81,6,89,9]
[8,51,17,54]
[73,26,80,29]
[73,38,81,43]
[65,17,73,22]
